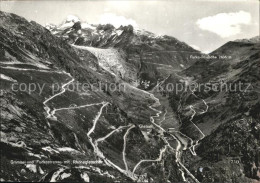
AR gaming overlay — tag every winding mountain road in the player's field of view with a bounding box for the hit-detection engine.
[43,73,74,119]
[122,125,135,172]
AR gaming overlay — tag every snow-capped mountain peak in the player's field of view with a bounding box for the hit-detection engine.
[65,15,80,23]
[56,15,81,30]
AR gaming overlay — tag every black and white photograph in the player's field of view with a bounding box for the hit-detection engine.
[0,0,259,182]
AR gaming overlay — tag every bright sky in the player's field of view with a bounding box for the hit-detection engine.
[0,0,259,53]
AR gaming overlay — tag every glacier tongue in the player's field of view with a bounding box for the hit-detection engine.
[73,45,126,78]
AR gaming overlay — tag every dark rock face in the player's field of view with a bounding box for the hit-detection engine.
[1,11,259,183]
[167,38,260,182]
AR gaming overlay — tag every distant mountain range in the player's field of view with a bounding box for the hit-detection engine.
[46,15,203,88]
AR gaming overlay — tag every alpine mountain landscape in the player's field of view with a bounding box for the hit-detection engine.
[0,1,260,183]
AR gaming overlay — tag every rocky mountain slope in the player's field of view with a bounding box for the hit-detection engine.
[0,11,259,183]
[166,37,260,182]
[0,11,199,182]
